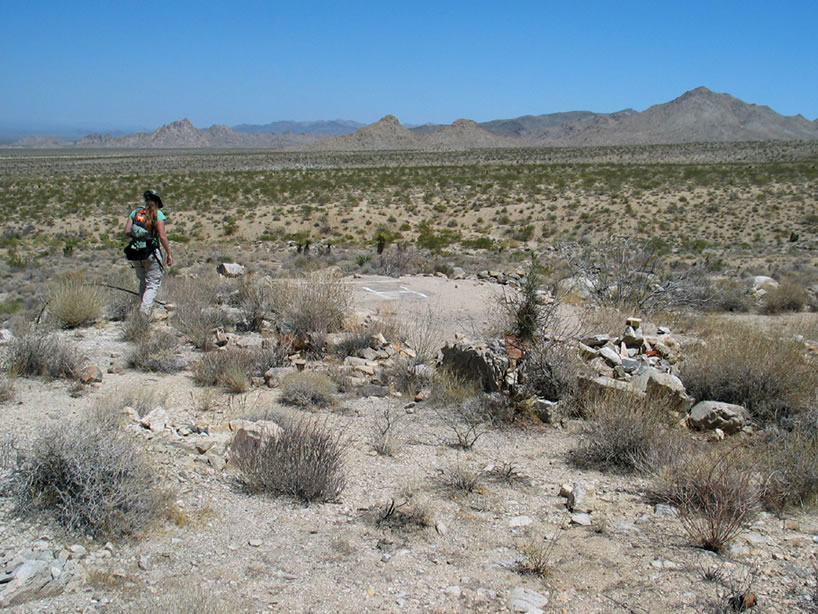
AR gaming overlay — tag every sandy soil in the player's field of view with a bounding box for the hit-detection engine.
[1,275,817,613]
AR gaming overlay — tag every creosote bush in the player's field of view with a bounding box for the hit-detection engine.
[9,410,169,539]
[45,277,105,328]
[5,330,85,379]
[680,321,816,426]
[279,371,336,409]
[232,417,346,503]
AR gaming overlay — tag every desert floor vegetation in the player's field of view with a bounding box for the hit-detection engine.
[0,144,816,612]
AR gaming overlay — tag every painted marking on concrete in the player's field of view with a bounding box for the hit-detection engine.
[361,285,428,300]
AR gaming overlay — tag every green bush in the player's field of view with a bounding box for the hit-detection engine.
[232,417,346,503]
[9,411,169,539]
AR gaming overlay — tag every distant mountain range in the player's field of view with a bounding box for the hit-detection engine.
[8,87,818,150]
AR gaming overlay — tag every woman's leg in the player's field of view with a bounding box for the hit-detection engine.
[139,257,163,314]
[133,260,148,305]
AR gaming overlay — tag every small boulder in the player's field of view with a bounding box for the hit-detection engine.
[688,401,749,435]
[217,262,246,277]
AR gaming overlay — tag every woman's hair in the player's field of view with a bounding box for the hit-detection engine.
[144,200,159,232]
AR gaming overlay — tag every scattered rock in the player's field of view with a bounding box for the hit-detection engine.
[688,401,749,435]
[509,586,549,613]
[217,262,246,277]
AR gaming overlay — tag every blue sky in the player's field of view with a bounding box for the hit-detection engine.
[1,0,816,133]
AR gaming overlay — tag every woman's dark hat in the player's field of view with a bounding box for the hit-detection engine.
[143,189,164,209]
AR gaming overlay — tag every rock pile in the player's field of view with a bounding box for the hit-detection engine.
[0,542,84,608]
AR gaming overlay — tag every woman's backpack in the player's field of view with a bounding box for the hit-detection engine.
[124,208,158,261]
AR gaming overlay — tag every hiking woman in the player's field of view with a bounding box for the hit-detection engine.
[124,189,173,314]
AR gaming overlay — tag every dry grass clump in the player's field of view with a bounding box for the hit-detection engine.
[370,404,404,456]
[238,274,275,331]
[165,274,225,350]
[45,276,105,328]
[376,496,434,532]
[679,321,816,426]
[104,272,139,321]
[7,410,169,539]
[232,417,346,504]
[4,330,85,379]
[443,463,484,494]
[96,385,168,418]
[128,584,240,614]
[0,375,15,403]
[127,328,183,373]
[121,309,151,342]
[760,278,809,314]
[192,346,290,391]
[570,389,682,473]
[270,271,351,337]
[707,279,753,313]
[651,445,762,553]
[279,371,336,409]
[758,420,818,512]
[516,534,559,578]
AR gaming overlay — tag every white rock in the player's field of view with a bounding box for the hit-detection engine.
[509,587,549,613]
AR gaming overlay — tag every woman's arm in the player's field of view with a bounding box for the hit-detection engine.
[155,220,174,267]
[124,217,133,238]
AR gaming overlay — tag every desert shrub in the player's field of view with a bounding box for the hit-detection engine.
[121,309,151,342]
[761,278,808,314]
[680,322,816,426]
[385,357,435,396]
[238,275,275,331]
[232,417,346,503]
[129,584,240,614]
[0,375,15,403]
[192,346,289,390]
[516,534,559,578]
[400,305,446,364]
[433,387,500,450]
[707,279,753,313]
[370,404,404,456]
[498,260,550,342]
[758,422,818,512]
[97,386,167,418]
[376,496,433,532]
[279,371,336,409]
[8,411,169,539]
[127,328,183,373]
[651,446,761,552]
[561,236,711,311]
[4,330,84,379]
[443,464,484,494]
[45,277,105,328]
[517,337,586,404]
[270,271,350,337]
[165,275,224,351]
[104,272,139,321]
[570,389,681,473]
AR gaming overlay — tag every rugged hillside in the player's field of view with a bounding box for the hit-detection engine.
[75,119,326,148]
[302,116,520,151]
[532,87,818,145]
